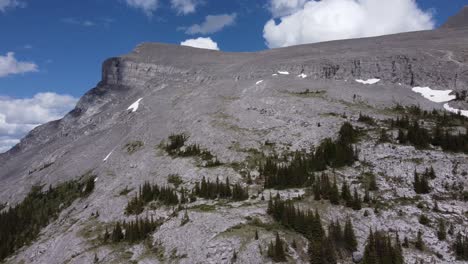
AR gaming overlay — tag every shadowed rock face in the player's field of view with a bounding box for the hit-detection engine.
[442,5,468,28]
[0,8,468,264]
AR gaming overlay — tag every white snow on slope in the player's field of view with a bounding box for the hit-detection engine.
[355,78,380,85]
[411,87,455,103]
[256,80,263,85]
[298,73,307,78]
[127,98,143,112]
[443,103,468,117]
[278,71,289,75]
[272,73,278,76]
[103,151,113,162]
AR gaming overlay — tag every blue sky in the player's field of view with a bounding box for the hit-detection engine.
[0,0,466,152]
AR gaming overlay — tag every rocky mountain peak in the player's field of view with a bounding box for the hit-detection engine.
[441,5,468,28]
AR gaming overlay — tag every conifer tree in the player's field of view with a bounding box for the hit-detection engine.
[344,218,357,251]
[437,220,446,241]
[415,230,424,251]
[352,188,362,210]
[268,232,287,262]
[111,222,124,242]
[329,178,340,205]
[255,230,259,240]
[341,181,352,205]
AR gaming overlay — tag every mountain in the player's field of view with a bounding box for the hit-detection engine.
[442,5,468,28]
[1,8,468,264]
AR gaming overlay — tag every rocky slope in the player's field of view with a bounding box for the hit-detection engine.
[1,7,468,264]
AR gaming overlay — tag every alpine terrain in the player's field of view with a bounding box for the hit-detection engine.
[1,6,468,264]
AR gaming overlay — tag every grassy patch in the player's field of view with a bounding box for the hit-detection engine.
[190,204,216,212]
[124,141,144,154]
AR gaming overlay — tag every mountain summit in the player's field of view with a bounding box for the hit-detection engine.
[442,5,468,28]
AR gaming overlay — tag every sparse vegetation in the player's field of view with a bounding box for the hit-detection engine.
[124,140,144,154]
[0,175,96,261]
[162,133,223,167]
[125,182,179,215]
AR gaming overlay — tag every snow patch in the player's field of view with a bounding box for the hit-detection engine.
[443,103,468,117]
[297,73,307,78]
[411,87,455,103]
[272,73,278,76]
[277,71,289,75]
[94,177,99,182]
[256,80,263,85]
[355,78,380,85]
[103,151,113,162]
[127,98,143,112]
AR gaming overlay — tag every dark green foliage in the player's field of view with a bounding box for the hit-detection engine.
[454,232,468,260]
[358,113,376,125]
[262,123,357,189]
[377,129,391,143]
[308,237,337,264]
[167,174,183,187]
[419,214,430,226]
[362,230,404,264]
[0,179,94,261]
[125,182,179,215]
[255,230,259,240]
[341,180,352,205]
[193,177,248,201]
[329,177,340,205]
[344,218,357,252]
[413,170,431,194]
[163,133,223,166]
[109,217,161,244]
[267,196,324,241]
[124,140,144,154]
[437,220,446,241]
[415,230,424,251]
[267,232,287,262]
[352,188,362,211]
[391,115,468,153]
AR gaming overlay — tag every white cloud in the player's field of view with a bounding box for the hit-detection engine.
[180,37,219,50]
[125,0,158,16]
[185,13,237,35]
[0,0,24,12]
[263,0,435,48]
[0,52,38,78]
[269,0,307,17]
[171,0,199,15]
[0,92,78,153]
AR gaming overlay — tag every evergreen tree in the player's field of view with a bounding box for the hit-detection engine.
[111,222,124,242]
[352,188,362,210]
[268,232,287,262]
[437,220,446,241]
[415,230,424,251]
[344,218,358,251]
[341,181,352,205]
[255,230,259,240]
[329,178,340,205]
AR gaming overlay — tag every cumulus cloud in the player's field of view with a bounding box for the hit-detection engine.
[0,92,78,153]
[185,13,236,35]
[125,0,158,16]
[171,0,199,15]
[263,0,435,48]
[0,0,24,12]
[180,37,219,50]
[0,52,38,78]
[269,0,307,17]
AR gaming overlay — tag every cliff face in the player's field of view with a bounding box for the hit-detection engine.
[442,5,468,29]
[0,15,468,264]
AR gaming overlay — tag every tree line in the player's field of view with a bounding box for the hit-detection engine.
[125,182,179,215]
[262,122,358,190]
[392,116,468,153]
[0,176,95,261]
[163,133,222,167]
[193,176,249,201]
[266,195,360,263]
[104,216,162,244]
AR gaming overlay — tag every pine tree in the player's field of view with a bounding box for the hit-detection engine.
[341,181,352,205]
[268,232,286,262]
[111,222,124,242]
[255,230,259,240]
[437,220,446,241]
[329,178,340,205]
[344,218,357,251]
[352,188,362,210]
[415,230,424,251]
